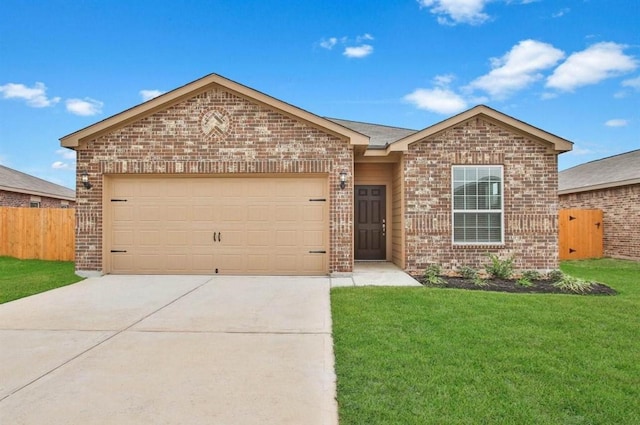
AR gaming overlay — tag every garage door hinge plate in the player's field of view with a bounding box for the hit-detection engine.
[111,199,128,202]
[110,250,127,253]
[309,198,326,202]
[308,250,327,254]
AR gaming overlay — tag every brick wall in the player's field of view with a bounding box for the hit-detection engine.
[403,117,559,274]
[559,184,640,261]
[75,86,353,273]
[0,189,75,208]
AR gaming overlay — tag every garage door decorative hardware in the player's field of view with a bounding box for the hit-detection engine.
[110,199,128,202]
[309,198,326,202]
[308,250,326,254]
[213,232,222,242]
[110,250,127,253]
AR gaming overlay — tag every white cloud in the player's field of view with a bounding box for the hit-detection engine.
[468,39,565,99]
[404,87,468,114]
[65,97,103,116]
[55,148,76,160]
[320,37,338,50]
[605,119,628,127]
[0,82,60,107]
[418,0,490,25]
[51,149,76,171]
[319,34,375,59]
[356,33,374,42]
[140,89,164,101]
[552,8,570,18]
[622,76,640,89]
[546,42,638,91]
[343,45,373,59]
[51,161,70,169]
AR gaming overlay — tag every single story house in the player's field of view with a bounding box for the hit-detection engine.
[559,149,639,261]
[60,74,572,277]
[0,164,75,208]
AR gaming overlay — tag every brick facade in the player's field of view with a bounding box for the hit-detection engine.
[559,184,640,261]
[403,117,559,274]
[0,189,74,208]
[75,86,353,273]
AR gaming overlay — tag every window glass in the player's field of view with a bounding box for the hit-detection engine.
[452,166,503,244]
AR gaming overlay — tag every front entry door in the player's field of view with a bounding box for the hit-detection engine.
[355,185,386,260]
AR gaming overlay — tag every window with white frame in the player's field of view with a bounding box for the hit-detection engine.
[452,165,503,244]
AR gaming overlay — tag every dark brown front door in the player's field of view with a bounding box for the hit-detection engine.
[355,185,386,260]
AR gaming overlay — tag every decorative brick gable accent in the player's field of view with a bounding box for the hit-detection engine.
[403,117,559,274]
[559,184,640,261]
[75,86,353,273]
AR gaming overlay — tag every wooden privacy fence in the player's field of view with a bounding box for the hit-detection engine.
[559,209,603,260]
[0,207,75,261]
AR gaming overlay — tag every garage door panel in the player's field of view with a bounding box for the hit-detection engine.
[304,205,325,221]
[246,231,270,247]
[303,230,324,246]
[139,230,162,246]
[108,176,328,275]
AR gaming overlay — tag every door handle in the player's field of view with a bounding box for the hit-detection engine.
[213,232,216,242]
[213,232,222,242]
[382,218,386,237]
[218,232,221,242]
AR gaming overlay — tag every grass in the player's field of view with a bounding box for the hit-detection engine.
[331,259,640,424]
[0,256,84,304]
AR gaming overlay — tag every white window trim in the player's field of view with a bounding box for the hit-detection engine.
[451,165,505,245]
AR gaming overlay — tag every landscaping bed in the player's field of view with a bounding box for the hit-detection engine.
[415,275,617,295]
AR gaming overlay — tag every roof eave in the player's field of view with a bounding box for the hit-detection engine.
[0,185,76,201]
[60,74,369,148]
[385,105,574,154]
[558,178,640,195]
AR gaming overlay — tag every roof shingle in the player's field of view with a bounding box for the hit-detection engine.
[559,149,640,193]
[0,165,76,200]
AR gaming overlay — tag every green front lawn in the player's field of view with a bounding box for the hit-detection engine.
[0,256,84,304]
[331,259,640,424]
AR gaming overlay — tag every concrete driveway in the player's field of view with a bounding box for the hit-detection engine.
[0,275,337,425]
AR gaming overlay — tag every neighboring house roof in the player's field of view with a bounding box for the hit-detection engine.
[364,105,573,157]
[0,164,76,201]
[559,149,640,194]
[326,118,418,148]
[60,73,370,148]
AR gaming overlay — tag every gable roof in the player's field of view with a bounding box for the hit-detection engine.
[60,74,369,148]
[559,149,640,194]
[326,118,418,148]
[0,165,75,201]
[367,105,573,156]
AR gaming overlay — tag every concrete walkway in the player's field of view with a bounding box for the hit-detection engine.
[331,262,422,288]
[0,276,337,425]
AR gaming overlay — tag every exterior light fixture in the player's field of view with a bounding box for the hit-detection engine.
[339,171,347,190]
[81,170,93,189]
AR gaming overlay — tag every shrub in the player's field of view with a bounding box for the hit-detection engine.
[484,254,515,280]
[521,270,542,281]
[472,275,489,287]
[424,264,446,286]
[547,270,564,283]
[553,274,595,294]
[458,266,478,280]
[516,277,534,287]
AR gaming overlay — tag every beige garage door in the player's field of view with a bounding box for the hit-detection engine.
[106,176,328,275]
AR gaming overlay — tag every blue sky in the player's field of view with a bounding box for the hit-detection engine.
[1,0,638,189]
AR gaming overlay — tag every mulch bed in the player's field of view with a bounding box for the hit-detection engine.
[414,276,617,295]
